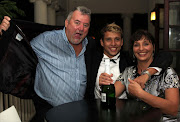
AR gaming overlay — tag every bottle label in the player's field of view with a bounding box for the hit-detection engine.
[101,93,106,102]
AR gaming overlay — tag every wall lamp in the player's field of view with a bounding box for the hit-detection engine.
[150,9,156,25]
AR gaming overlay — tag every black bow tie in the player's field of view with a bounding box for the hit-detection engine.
[110,59,116,63]
[104,55,120,64]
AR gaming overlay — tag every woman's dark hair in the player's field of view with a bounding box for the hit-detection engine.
[129,29,155,63]
[130,29,155,46]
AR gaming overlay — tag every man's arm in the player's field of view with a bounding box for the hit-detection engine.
[134,68,157,88]
[134,52,173,88]
[0,17,16,61]
[150,51,173,70]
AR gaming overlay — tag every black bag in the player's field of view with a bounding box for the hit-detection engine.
[0,21,38,99]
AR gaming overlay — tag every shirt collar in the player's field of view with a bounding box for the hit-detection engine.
[103,52,120,60]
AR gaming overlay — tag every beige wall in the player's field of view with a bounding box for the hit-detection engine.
[68,0,149,13]
[57,0,164,35]
[57,0,157,25]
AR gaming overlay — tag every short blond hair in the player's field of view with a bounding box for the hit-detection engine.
[101,23,123,40]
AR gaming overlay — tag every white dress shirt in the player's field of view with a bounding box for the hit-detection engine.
[94,53,127,99]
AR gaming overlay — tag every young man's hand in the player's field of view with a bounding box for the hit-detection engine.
[99,73,113,85]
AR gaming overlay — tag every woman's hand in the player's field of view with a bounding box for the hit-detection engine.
[133,74,149,88]
[128,78,144,97]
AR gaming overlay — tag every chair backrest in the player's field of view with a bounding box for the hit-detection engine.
[0,105,21,122]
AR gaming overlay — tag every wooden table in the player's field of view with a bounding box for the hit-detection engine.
[45,99,162,122]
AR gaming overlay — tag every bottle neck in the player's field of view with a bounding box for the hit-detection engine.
[105,58,110,74]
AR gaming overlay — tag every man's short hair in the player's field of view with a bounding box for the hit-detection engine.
[66,6,91,22]
[101,23,123,40]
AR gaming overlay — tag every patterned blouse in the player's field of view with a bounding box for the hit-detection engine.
[116,66,180,121]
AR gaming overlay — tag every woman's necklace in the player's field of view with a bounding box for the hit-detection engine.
[137,64,147,74]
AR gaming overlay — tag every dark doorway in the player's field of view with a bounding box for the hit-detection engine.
[131,13,148,34]
[89,14,123,42]
[89,13,148,48]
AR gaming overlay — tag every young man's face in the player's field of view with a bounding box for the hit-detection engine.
[101,31,123,58]
[65,10,90,45]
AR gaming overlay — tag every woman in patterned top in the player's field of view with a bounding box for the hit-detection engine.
[114,30,179,121]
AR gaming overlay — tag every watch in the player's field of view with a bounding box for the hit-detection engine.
[141,70,151,80]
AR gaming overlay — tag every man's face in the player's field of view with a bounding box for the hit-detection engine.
[101,31,123,58]
[65,10,90,45]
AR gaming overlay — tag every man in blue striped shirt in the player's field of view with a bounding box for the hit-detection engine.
[0,6,97,122]
[31,6,91,107]
[30,6,97,121]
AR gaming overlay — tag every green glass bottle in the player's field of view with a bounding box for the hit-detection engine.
[101,59,116,108]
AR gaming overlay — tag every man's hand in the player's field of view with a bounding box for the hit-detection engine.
[99,73,113,85]
[133,74,149,88]
[0,16,11,35]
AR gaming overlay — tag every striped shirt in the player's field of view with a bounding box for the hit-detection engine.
[30,27,88,106]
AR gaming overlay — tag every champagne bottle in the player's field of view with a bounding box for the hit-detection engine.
[101,59,116,108]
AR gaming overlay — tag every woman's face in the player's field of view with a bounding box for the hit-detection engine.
[133,37,154,63]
